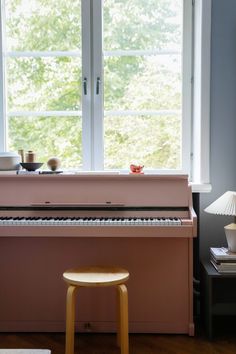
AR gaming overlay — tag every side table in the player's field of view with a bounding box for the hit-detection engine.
[201,261,236,339]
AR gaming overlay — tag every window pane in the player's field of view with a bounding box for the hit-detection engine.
[103,0,183,171]
[5,0,81,51]
[104,54,181,111]
[5,0,83,169]
[8,116,82,169]
[6,57,81,111]
[103,0,182,51]
[104,115,181,170]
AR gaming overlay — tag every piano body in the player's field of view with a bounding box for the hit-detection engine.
[0,174,196,335]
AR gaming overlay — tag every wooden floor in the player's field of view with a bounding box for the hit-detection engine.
[1,328,236,354]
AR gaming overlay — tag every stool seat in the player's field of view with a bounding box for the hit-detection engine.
[63,266,129,287]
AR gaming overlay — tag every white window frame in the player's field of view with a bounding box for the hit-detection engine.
[182,0,193,176]
[92,0,103,170]
[0,0,6,151]
[0,0,211,192]
[192,0,211,192]
[93,0,193,173]
[82,0,92,170]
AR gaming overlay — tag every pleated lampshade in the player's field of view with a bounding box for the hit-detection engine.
[205,191,236,252]
[204,191,236,216]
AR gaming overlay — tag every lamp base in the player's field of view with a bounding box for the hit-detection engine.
[224,223,236,252]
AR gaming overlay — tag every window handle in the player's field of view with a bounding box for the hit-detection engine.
[96,77,101,95]
[83,77,87,95]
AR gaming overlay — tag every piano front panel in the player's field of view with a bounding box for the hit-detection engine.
[0,236,193,334]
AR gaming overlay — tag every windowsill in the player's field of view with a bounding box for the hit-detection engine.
[190,183,212,193]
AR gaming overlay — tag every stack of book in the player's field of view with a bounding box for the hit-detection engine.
[210,247,236,273]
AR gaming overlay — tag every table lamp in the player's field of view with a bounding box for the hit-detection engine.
[204,191,236,252]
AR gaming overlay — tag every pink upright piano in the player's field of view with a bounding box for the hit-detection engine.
[0,173,197,335]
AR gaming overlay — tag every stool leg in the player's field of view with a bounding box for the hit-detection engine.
[117,284,129,354]
[65,285,78,354]
[116,287,121,347]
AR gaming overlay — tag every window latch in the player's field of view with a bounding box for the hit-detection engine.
[96,77,101,95]
[83,77,87,95]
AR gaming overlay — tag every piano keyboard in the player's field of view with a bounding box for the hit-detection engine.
[0,216,181,226]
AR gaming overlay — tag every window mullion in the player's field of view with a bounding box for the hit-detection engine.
[82,0,92,170]
[0,0,7,151]
[92,0,103,170]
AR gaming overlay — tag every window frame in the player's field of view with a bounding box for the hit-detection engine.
[0,0,211,192]
[93,0,192,172]
[192,0,211,190]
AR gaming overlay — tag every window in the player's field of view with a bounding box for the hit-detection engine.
[0,0,211,186]
[2,0,84,169]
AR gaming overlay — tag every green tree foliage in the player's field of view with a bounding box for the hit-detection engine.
[9,116,82,169]
[6,0,81,51]
[6,0,182,170]
[103,0,181,51]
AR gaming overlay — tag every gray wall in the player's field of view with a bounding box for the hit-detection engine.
[200,0,236,260]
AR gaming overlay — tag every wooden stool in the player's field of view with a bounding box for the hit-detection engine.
[63,266,129,354]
